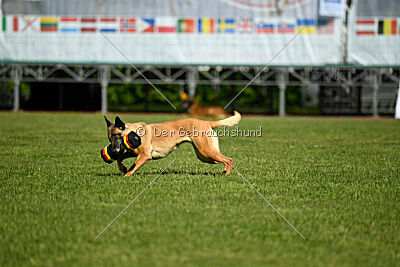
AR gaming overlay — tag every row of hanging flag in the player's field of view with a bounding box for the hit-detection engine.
[355,18,400,35]
[1,16,335,34]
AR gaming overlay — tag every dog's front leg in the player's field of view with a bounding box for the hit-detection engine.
[124,154,151,177]
[117,159,127,174]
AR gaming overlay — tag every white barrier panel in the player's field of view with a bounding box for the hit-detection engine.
[348,0,400,66]
[0,0,343,66]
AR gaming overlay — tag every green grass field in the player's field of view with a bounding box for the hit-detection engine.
[0,112,399,266]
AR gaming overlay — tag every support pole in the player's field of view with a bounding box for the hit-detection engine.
[187,67,197,97]
[395,80,400,120]
[99,66,110,114]
[372,73,379,118]
[300,85,305,109]
[278,70,287,117]
[12,65,22,112]
[341,0,350,64]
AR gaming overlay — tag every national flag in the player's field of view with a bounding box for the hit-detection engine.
[296,19,316,34]
[256,20,274,33]
[99,17,117,33]
[157,17,176,33]
[138,18,155,33]
[178,19,194,33]
[355,19,375,35]
[80,17,97,32]
[277,21,295,33]
[40,16,58,32]
[18,16,40,32]
[119,17,136,33]
[378,19,397,35]
[237,18,254,33]
[2,16,6,32]
[198,18,214,33]
[59,17,78,33]
[2,16,15,32]
[317,18,334,34]
[217,18,235,33]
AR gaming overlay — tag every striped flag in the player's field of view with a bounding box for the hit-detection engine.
[119,17,136,33]
[277,21,295,33]
[59,17,78,33]
[40,16,58,32]
[256,19,274,33]
[157,17,176,33]
[99,17,117,33]
[80,17,96,32]
[178,19,195,33]
[198,18,214,33]
[378,19,397,35]
[2,16,15,32]
[355,19,375,35]
[296,19,316,34]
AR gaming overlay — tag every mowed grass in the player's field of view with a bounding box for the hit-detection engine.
[0,112,399,266]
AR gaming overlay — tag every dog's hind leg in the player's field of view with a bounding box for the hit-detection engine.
[200,149,233,175]
[212,153,233,175]
[191,135,233,175]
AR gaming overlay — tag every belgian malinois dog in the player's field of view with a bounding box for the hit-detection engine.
[105,111,241,176]
[180,92,231,118]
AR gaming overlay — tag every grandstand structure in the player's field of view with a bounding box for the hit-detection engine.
[0,0,399,116]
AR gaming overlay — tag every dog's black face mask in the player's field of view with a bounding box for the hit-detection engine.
[105,116,126,156]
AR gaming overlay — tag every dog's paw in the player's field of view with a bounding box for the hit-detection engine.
[124,171,134,177]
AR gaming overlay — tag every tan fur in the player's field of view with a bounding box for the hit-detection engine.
[110,112,241,176]
[188,100,231,118]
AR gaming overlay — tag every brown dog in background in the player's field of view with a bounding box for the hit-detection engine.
[105,111,241,176]
[181,92,231,118]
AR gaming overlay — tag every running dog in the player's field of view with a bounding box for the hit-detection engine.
[104,111,241,176]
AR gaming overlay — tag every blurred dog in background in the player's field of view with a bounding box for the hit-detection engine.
[180,92,231,118]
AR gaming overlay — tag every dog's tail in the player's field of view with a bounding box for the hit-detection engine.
[210,111,241,129]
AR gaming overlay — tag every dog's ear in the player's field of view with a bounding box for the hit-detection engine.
[104,116,112,128]
[115,116,126,130]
